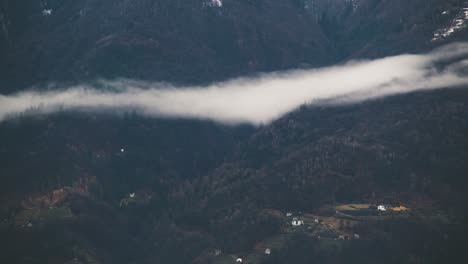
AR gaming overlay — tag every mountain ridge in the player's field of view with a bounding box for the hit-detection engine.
[1,0,467,92]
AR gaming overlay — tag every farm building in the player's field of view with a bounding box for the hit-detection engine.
[292,217,304,226]
[377,204,392,211]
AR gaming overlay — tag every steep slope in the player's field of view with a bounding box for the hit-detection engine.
[0,0,334,92]
[1,88,467,264]
[198,88,468,214]
[1,0,468,92]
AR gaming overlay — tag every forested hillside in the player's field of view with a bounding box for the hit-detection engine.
[1,0,467,92]
[1,88,468,263]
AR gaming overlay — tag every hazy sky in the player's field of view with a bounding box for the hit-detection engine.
[1,43,468,125]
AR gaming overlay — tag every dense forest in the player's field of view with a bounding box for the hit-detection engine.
[1,0,467,92]
[1,88,468,263]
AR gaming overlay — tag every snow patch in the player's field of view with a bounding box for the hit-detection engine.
[203,0,222,8]
[432,6,468,41]
[42,9,53,16]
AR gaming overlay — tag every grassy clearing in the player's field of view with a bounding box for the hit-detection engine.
[335,204,371,211]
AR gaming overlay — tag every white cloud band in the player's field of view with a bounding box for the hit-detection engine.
[1,43,468,125]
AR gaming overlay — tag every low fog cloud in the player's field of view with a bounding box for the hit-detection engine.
[1,43,468,125]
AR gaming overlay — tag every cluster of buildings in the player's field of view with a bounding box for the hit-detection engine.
[225,205,409,263]
[287,212,319,227]
[286,211,361,241]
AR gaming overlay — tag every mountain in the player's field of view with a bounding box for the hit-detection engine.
[1,1,468,264]
[2,88,467,264]
[1,0,467,92]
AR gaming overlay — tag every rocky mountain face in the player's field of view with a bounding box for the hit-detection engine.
[1,1,468,264]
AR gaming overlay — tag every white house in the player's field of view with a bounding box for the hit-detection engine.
[236,257,243,263]
[264,248,271,255]
[286,212,293,217]
[291,217,304,226]
[129,193,136,198]
[377,205,387,211]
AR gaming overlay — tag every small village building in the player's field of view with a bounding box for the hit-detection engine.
[314,218,320,223]
[236,257,243,263]
[265,248,271,255]
[214,249,222,256]
[129,193,136,198]
[286,212,293,217]
[354,233,360,239]
[377,205,387,211]
[291,217,304,226]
